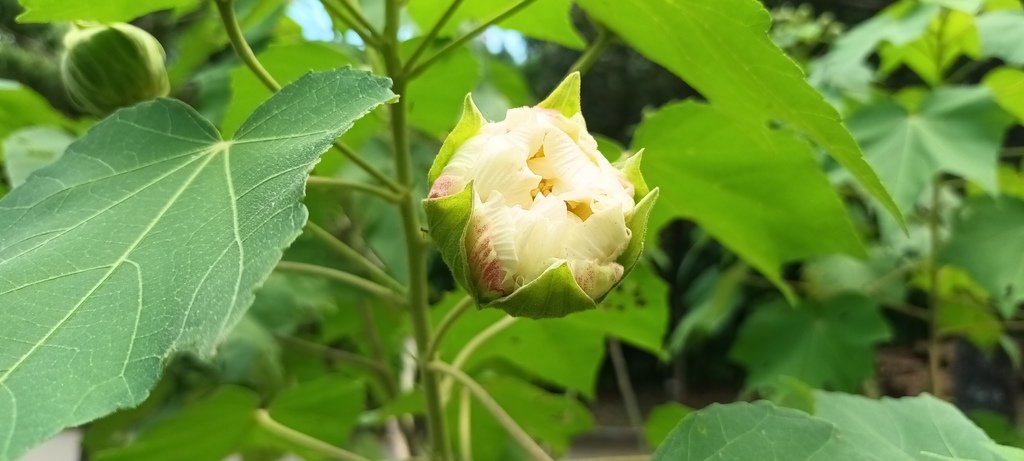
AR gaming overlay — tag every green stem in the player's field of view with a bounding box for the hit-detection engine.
[321,0,381,48]
[607,339,646,451]
[425,295,475,359]
[307,175,401,202]
[405,0,538,79]
[429,362,554,461]
[255,409,372,461]
[568,25,613,75]
[330,142,405,194]
[383,0,452,457]
[927,181,943,397]
[404,0,466,73]
[305,221,406,292]
[441,316,517,401]
[214,0,281,91]
[275,261,406,306]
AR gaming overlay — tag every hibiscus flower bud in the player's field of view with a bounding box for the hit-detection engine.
[424,73,659,318]
[61,22,170,116]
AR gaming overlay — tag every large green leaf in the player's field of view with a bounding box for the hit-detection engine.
[633,101,863,291]
[0,68,393,461]
[848,86,1014,213]
[652,394,1011,461]
[652,401,862,461]
[730,295,891,392]
[17,0,199,22]
[985,68,1024,124]
[407,0,584,49]
[815,392,1006,460]
[576,0,902,224]
[943,197,1024,316]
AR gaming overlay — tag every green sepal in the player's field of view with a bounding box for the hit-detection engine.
[428,94,486,183]
[484,261,597,319]
[423,182,478,298]
[537,72,582,117]
[616,188,660,286]
[616,149,651,198]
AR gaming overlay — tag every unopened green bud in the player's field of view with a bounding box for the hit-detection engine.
[61,22,170,116]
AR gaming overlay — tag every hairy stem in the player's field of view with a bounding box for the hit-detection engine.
[382,0,453,457]
[255,409,371,461]
[430,362,554,461]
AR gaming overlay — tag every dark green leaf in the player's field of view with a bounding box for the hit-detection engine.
[943,197,1024,316]
[731,295,891,391]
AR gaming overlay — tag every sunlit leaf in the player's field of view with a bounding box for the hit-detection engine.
[17,0,200,22]
[634,101,863,291]
[576,0,902,224]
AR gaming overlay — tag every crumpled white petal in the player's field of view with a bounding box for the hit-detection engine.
[434,105,637,301]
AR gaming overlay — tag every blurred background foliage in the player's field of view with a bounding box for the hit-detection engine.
[2,0,1024,459]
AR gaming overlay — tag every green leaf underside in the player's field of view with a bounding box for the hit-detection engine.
[943,197,1024,316]
[848,86,1014,213]
[16,0,198,22]
[814,392,1006,461]
[634,101,864,292]
[653,393,1007,461]
[0,68,393,460]
[731,295,891,392]
[652,401,859,461]
[576,0,903,226]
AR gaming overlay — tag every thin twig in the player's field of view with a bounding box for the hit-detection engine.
[330,142,404,194]
[323,0,382,45]
[255,409,371,461]
[425,295,475,359]
[927,181,944,397]
[405,0,539,79]
[214,0,281,91]
[568,25,613,75]
[458,387,473,461]
[276,260,406,306]
[441,316,518,403]
[304,221,406,292]
[404,0,466,74]
[321,0,380,48]
[307,175,401,202]
[429,362,555,461]
[607,339,646,451]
